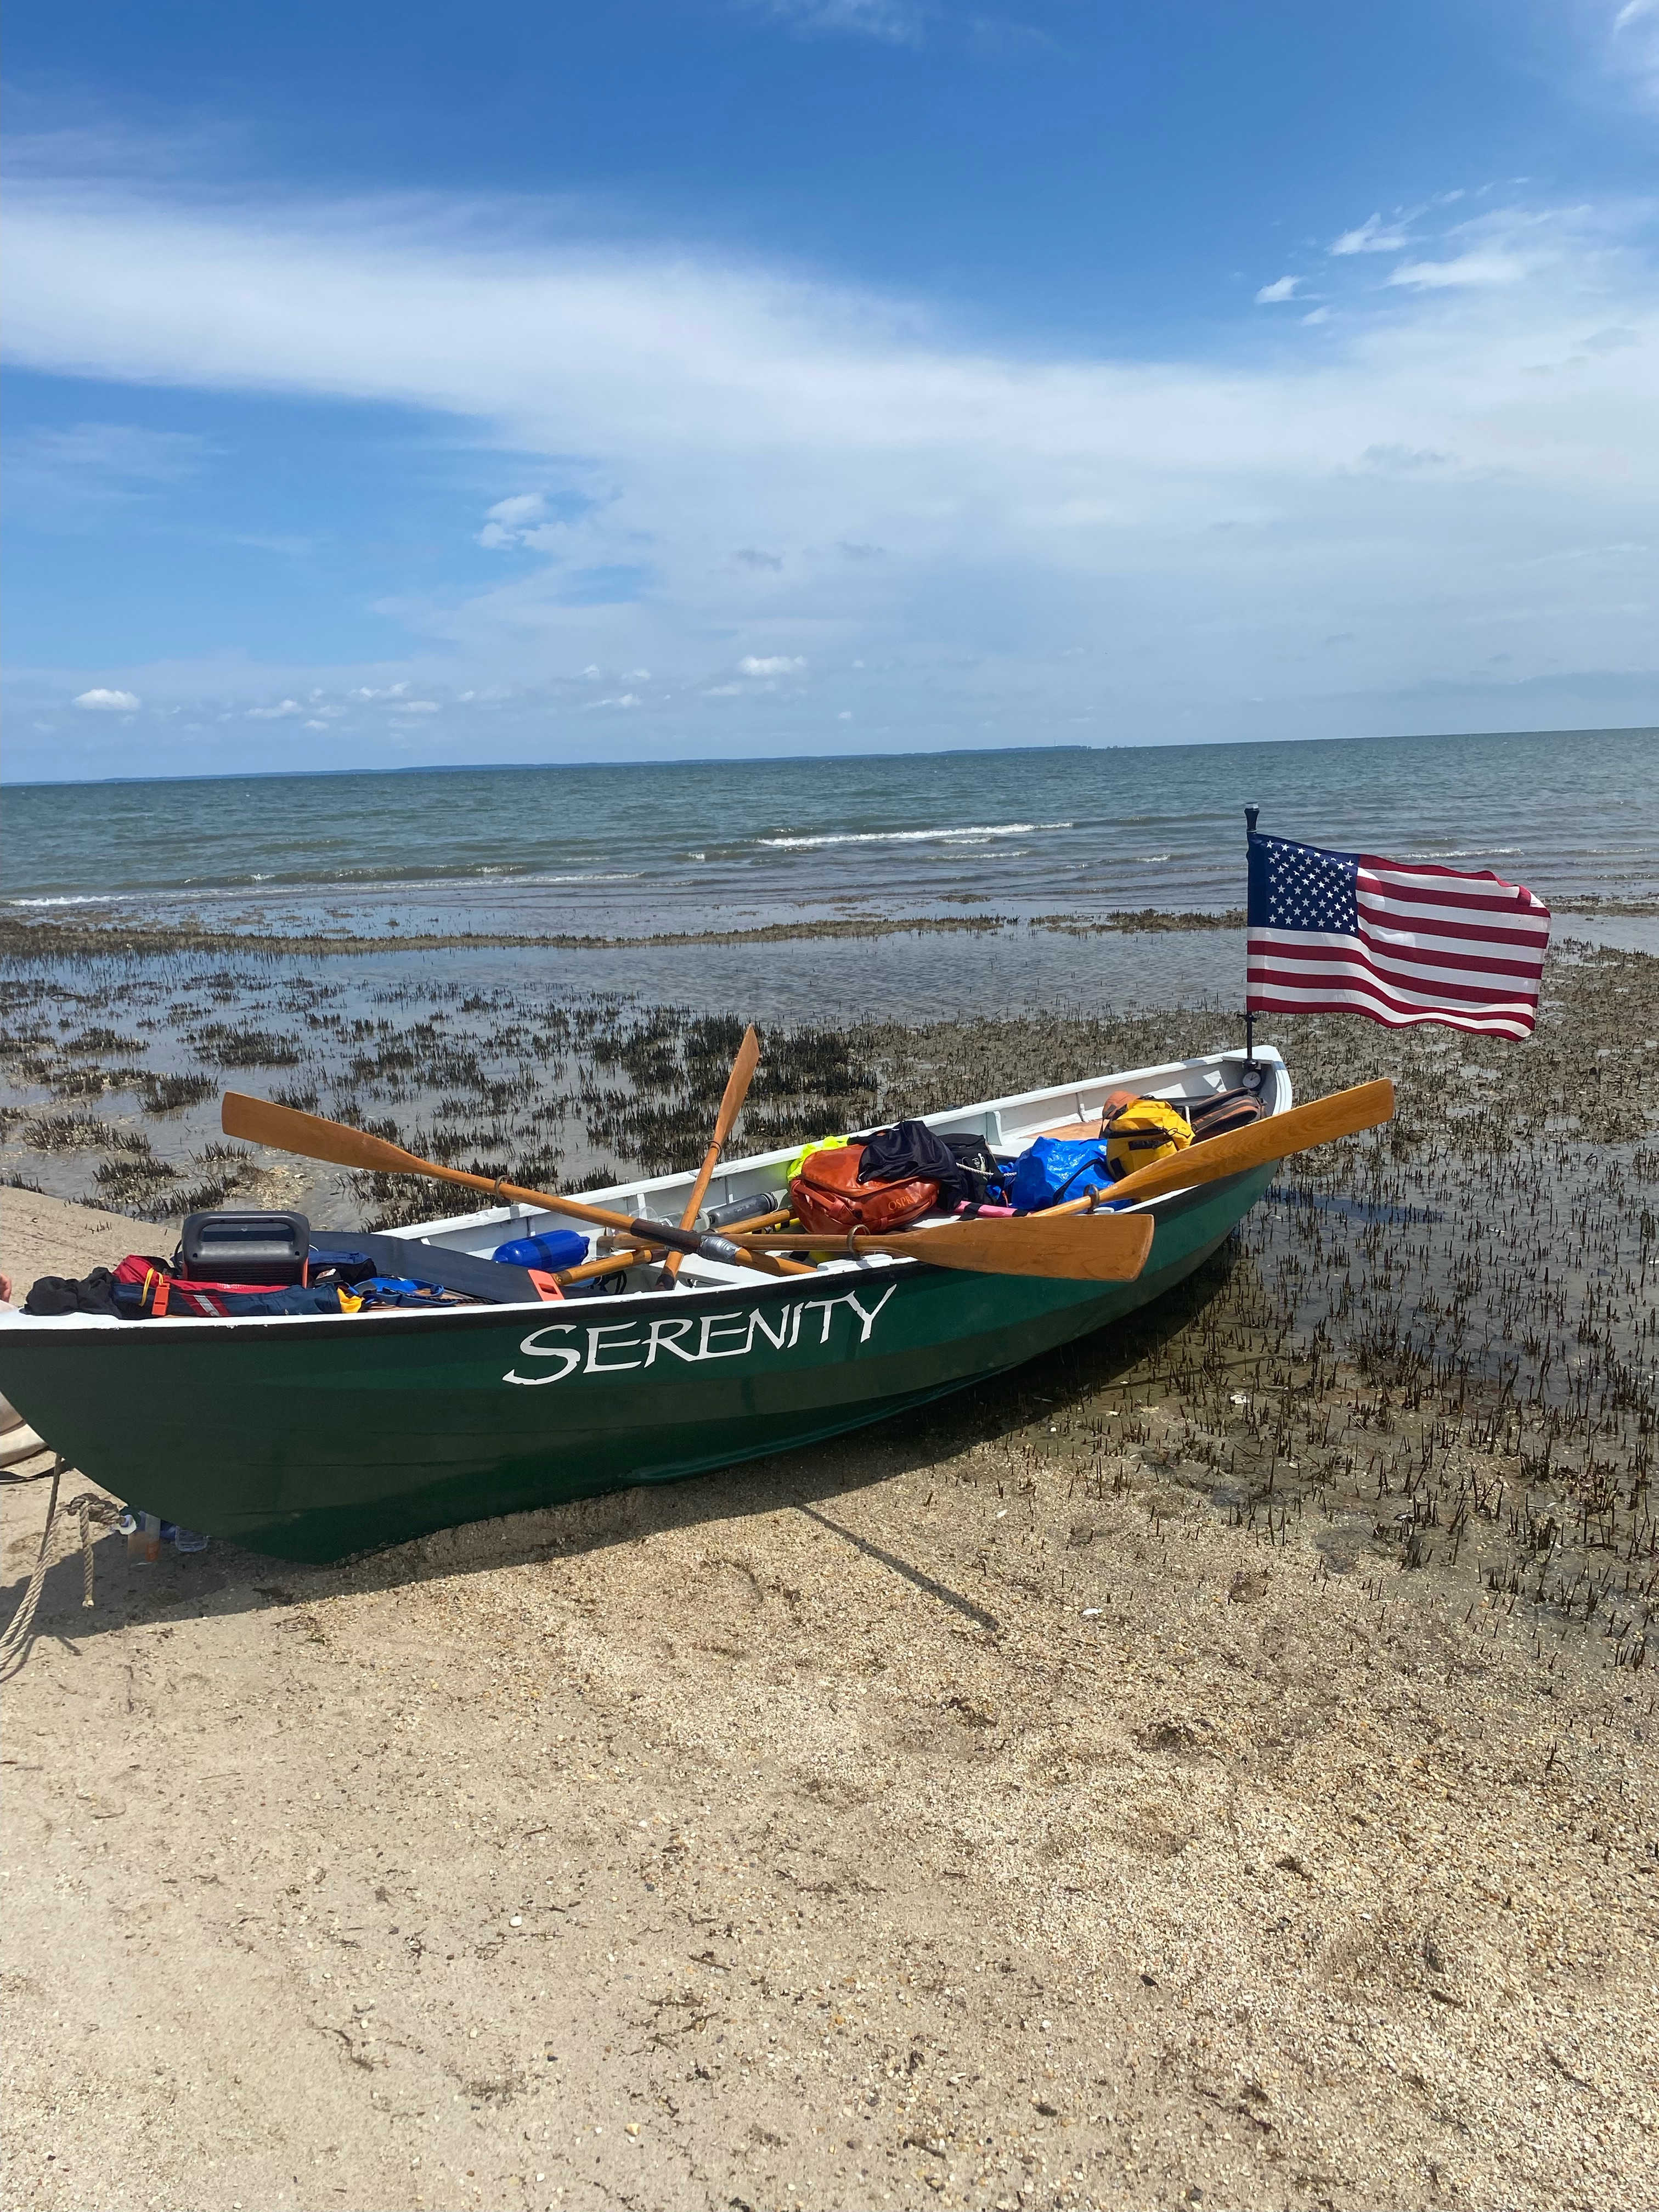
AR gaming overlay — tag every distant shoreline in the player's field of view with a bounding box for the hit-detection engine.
[0,907,1248,960]
[2,896,1651,963]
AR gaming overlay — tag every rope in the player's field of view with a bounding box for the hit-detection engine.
[0,1460,123,1673]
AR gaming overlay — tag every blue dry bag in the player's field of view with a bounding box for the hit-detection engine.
[492,1230,590,1272]
[1007,1137,1118,1213]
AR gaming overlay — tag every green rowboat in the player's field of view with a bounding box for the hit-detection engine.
[0,1047,1288,1562]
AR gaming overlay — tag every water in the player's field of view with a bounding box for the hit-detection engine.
[6,727,1656,938]
[4,725,1655,1214]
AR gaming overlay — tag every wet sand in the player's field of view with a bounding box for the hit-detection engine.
[4,1114,1656,2212]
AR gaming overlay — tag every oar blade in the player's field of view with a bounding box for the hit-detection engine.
[745,1214,1154,1280]
[222,1090,424,1176]
[712,1024,762,1148]
[663,1023,765,1282]
[906,1213,1154,1280]
[1104,1077,1396,1208]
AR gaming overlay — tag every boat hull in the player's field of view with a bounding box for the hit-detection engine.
[0,1167,1270,1561]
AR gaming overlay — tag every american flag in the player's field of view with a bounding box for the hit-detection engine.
[1246,831,1550,1041]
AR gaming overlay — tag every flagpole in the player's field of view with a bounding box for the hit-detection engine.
[1244,805,1259,1065]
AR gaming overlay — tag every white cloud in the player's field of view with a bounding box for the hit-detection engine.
[246,697,304,718]
[486,492,545,526]
[393,699,441,712]
[584,692,641,708]
[759,0,927,44]
[1388,252,1528,289]
[72,687,141,710]
[6,173,1657,748]
[232,532,315,556]
[9,421,215,531]
[1330,213,1410,256]
[1610,0,1659,108]
[1254,275,1301,304]
[478,490,551,548]
[1357,443,1453,473]
[16,421,210,484]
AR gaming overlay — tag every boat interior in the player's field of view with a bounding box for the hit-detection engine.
[386,1046,1291,1301]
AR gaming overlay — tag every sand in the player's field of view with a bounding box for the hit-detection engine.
[2,1187,1656,2212]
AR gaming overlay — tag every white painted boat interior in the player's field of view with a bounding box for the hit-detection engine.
[0,1047,1293,1336]
[389,1045,1292,1299]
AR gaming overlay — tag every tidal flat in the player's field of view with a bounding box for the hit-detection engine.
[1,928,1654,1643]
[2,927,1656,2209]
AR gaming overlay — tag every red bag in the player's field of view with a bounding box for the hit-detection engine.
[112,1254,309,1318]
[790,1142,939,1236]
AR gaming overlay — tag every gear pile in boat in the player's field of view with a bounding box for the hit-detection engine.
[788,1087,1262,1236]
[18,1085,1265,1321]
[21,1213,581,1321]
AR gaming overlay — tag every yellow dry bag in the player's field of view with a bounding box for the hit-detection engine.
[1103,1096,1192,1182]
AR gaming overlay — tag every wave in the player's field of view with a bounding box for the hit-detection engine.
[757,821,1070,851]
[6,867,646,902]
[8,894,122,908]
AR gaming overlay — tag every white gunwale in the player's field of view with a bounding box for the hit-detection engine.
[0,1046,1289,1333]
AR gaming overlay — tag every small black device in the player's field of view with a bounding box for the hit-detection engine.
[178,1210,311,1285]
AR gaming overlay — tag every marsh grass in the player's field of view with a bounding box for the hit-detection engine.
[1,935,1652,1669]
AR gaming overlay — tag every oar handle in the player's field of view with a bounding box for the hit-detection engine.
[223,1087,809,1273]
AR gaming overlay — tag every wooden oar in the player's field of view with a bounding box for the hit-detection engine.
[1038,1077,1397,1216]
[224,1090,1152,1282]
[659,1024,762,1287]
[736,1212,1153,1282]
[222,1093,775,1270]
[552,1209,796,1286]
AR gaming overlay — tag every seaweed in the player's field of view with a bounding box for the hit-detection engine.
[190,1024,306,1068]
[139,1072,217,1114]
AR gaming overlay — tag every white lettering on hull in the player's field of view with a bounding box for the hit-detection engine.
[503,1282,898,1387]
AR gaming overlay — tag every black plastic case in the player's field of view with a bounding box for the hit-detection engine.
[179,1210,311,1285]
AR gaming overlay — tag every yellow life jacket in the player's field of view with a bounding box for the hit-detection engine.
[784,1133,851,1188]
[1103,1096,1192,1182]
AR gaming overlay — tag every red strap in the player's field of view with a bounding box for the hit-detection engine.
[115,1253,169,1285]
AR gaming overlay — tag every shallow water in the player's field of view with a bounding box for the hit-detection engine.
[8,729,1655,949]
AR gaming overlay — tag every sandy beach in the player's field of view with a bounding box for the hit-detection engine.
[9,0,1659,2188]
[4,1074,1655,2212]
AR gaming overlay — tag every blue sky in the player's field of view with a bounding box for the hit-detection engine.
[5,0,1657,780]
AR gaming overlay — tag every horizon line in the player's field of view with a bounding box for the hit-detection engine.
[3,723,1655,793]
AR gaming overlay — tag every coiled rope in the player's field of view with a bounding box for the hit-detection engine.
[0,1459,123,1672]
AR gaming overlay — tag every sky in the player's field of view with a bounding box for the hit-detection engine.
[4,0,1658,781]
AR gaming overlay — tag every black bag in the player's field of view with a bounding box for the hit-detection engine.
[853,1122,1008,1209]
[941,1134,1007,1205]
